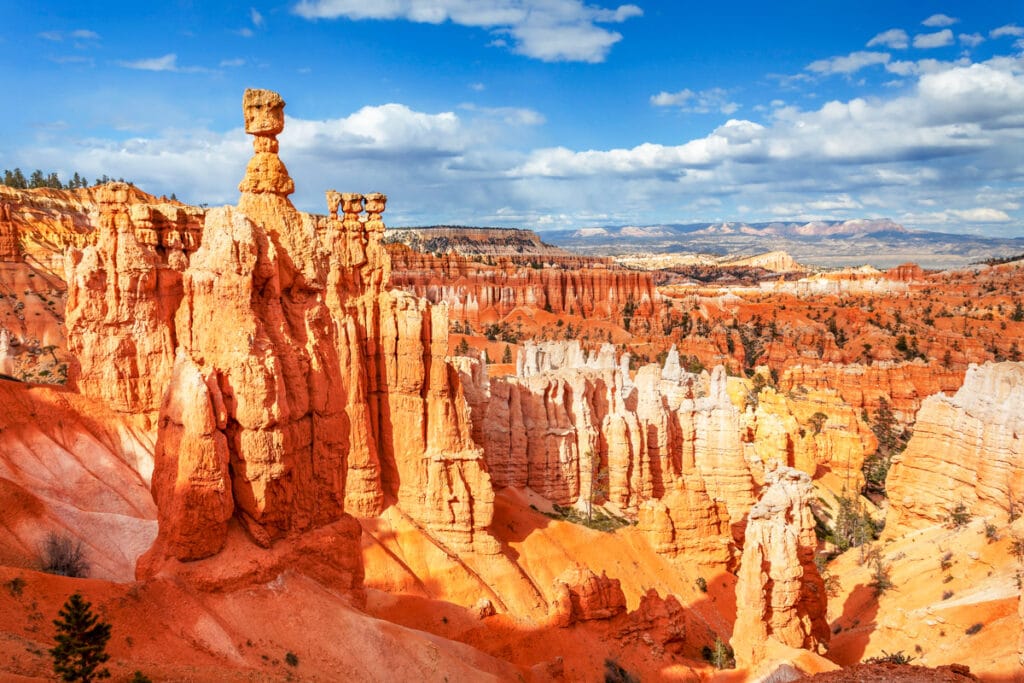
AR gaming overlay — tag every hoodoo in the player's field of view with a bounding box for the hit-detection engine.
[67,89,501,567]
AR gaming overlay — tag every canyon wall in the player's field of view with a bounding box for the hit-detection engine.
[885,361,1024,534]
[387,244,660,327]
[781,361,965,424]
[64,185,201,422]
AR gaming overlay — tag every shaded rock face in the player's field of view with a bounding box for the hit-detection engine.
[731,463,830,668]
[885,361,1024,535]
[65,89,495,565]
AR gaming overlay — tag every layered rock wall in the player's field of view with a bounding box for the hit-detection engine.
[781,361,964,424]
[885,361,1024,534]
[64,184,202,421]
[387,245,660,327]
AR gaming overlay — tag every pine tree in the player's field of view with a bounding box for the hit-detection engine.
[50,593,111,682]
[501,344,513,364]
[10,168,27,188]
[29,169,46,188]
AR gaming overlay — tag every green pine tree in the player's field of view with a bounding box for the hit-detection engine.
[50,592,111,682]
[501,344,513,364]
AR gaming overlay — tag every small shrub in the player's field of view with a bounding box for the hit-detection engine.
[984,523,999,542]
[285,651,298,667]
[939,551,953,572]
[5,576,26,597]
[943,575,953,584]
[859,543,882,567]
[130,672,153,683]
[866,650,915,665]
[40,533,88,578]
[604,658,640,683]
[822,570,841,598]
[868,558,893,596]
[942,590,953,600]
[965,623,983,635]
[946,502,971,528]
[701,637,735,670]
[695,577,708,593]
[1010,535,1024,562]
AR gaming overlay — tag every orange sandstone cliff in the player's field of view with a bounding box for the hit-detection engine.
[885,361,1024,535]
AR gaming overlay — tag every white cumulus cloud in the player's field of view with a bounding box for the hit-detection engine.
[806,51,891,75]
[913,29,954,48]
[867,29,909,49]
[922,13,958,27]
[990,24,1024,38]
[291,0,642,62]
[959,33,985,47]
[650,88,739,114]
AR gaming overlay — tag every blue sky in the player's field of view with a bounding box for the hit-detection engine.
[2,1,1023,236]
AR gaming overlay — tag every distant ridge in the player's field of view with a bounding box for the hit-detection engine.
[545,218,1024,270]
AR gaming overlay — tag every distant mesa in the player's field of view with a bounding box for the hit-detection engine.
[385,225,572,258]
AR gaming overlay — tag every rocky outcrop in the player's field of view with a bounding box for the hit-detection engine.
[461,341,876,563]
[615,590,687,656]
[459,341,749,561]
[549,565,626,627]
[727,250,800,272]
[885,362,1024,535]
[636,483,731,564]
[781,361,964,424]
[0,201,22,261]
[885,262,927,282]
[150,352,233,560]
[137,89,497,563]
[64,183,201,423]
[731,463,829,669]
[748,386,875,493]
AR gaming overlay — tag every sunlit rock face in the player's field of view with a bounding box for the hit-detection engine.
[885,361,1024,535]
[60,89,497,567]
[731,463,830,669]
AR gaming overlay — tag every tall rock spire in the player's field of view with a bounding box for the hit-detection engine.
[237,88,294,197]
